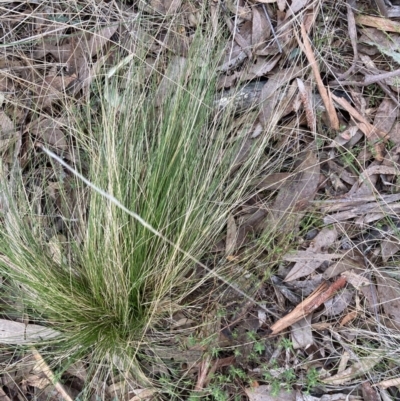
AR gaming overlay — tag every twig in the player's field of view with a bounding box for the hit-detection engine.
[194,354,212,391]
[31,348,74,401]
[336,0,358,80]
[296,23,339,130]
[331,93,388,161]
[334,67,400,87]
[269,277,347,336]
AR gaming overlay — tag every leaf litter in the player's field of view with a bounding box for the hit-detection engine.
[2,0,400,400]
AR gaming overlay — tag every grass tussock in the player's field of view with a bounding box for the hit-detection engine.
[0,7,280,387]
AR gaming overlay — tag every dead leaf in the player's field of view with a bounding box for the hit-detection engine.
[252,7,270,49]
[340,311,358,326]
[0,110,14,136]
[322,354,382,385]
[291,315,313,350]
[361,381,380,401]
[323,289,353,317]
[377,376,400,390]
[285,0,308,20]
[34,74,76,109]
[28,117,68,150]
[376,273,400,330]
[373,98,397,134]
[269,150,320,236]
[389,121,400,145]
[284,227,338,282]
[297,78,315,133]
[381,239,400,262]
[341,270,372,290]
[259,67,302,126]
[22,374,50,390]
[243,56,280,80]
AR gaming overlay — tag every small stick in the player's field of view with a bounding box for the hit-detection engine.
[269,277,347,336]
[296,22,339,130]
[31,348,74,401]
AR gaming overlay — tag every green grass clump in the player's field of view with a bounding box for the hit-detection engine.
[0,8,274,391]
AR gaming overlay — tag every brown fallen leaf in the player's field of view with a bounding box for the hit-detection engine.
[245,386,296,401]
[269,277,347,336]
[373,98,397,134]
[259,67,302,126]
[290,315,313,350]
[129,388,157,401]
[0,319,59,344]
[34,74,76,109]
[269,150,320,236]
[361,381,380,401]
[242,55,280,80]
[381,239,400,262]
[284,0,308,20]
[284,227,338,282]
[156,56,187,107]
[323,289,353,317]
[337,1,358,80]
[252,6,271,49]
[340,310,358,326]
[28,117,68,151]
[341,270,371,290]
[376,273,400,330]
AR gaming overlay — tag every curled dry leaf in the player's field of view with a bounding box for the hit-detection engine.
[377,376,400,390]
[297,78,315,133]
[340,310,358,326]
